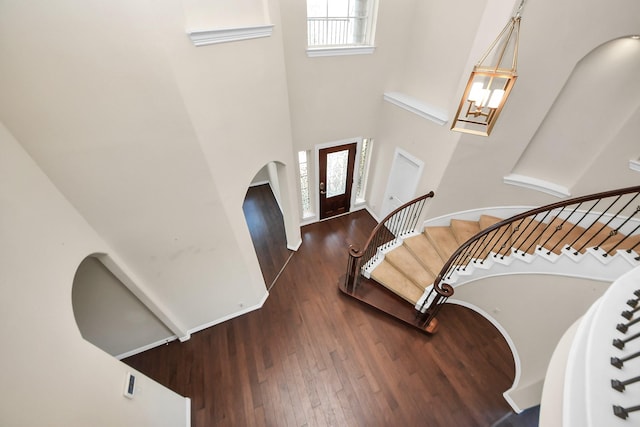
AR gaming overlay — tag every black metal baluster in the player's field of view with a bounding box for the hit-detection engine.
[604,221,640,257]
[575,193,640,253]
[470,233,491,265]
[613,331,640,349]
[598,205,640,254]
[462,237,485,270]
[569,196,619,254]
[626,290,640,308]
[622,305,640,320]
[612,375,640,392]
[557,199,602,250]
[517,212,553,256]
[542,205,589,255]
[614,404,640,419]
[611,350,640,369]
[511,215,538,255]
[617,316,640,333]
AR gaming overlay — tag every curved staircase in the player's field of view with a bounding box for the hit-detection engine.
[364,211,640,312]
[342,185,640,333]
[365,215,507,306]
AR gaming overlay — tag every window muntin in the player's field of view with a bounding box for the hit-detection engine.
[307,0,375,48]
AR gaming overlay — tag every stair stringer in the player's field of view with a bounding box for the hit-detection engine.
[415,247,640,312]
[360,230,424,278]
[422,206,535,227]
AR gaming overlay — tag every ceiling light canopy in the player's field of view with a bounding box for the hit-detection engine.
[451,3,524,137]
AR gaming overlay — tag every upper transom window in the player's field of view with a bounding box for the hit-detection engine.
[306,0,376,53]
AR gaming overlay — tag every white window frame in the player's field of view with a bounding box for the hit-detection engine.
[306,0,378,57]
[354,138,373,205]
[297,150,315,220]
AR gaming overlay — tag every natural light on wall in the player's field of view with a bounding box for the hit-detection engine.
[298,150,313,218]
[355,138,372,203]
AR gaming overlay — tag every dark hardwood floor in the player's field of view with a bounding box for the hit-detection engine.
[124,208,518,427]
[242,184,292,288]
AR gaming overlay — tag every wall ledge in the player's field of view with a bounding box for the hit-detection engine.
[188,24,274,46]
[629,159,640,172]
[306,45,375,57]
[503,174,571,198]
[383,92,448,125]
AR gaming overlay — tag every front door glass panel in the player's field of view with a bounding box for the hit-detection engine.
[326,149,349,198]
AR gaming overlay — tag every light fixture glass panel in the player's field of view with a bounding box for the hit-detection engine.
[488,89,505,108]
[468,82,484,103]
[451,15,521,136]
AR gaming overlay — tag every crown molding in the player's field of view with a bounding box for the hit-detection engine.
[503,174,571,198]
[383,92,448,125]
[188,24,274,47]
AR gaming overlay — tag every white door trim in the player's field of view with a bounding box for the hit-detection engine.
[314,137,364,221]
[380,148,424,217]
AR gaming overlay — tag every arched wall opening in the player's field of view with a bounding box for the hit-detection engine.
[509,36,640,195]
[242,161,296,289]
[71,254,175,359]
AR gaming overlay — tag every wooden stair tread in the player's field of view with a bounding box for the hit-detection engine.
[403,234,445,277]
[479,214,503,230]
[450,219,481,245]
[570,223,625,254]
[538,217,589,255]
[478,215,512,257]
[511,218,545,254]
[424,226,459,260]
[370,260,424,304]
[385,245,435,289]
[602,233,640,253]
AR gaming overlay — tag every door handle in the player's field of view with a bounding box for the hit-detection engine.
[320,182,326,195]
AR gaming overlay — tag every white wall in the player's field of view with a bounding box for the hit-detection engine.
[72,256,174,358]
[0,0,301,338]
[451,274,610,412]
[0,123,187,426]
[427,0,640,217]
[279,0,413,154]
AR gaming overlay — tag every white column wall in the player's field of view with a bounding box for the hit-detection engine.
[0,123,187,427]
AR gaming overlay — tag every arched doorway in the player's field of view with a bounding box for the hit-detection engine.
[243,162,295,289]
[72,255,173,358]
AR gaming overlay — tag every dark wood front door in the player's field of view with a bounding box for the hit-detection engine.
[318,143,357,220]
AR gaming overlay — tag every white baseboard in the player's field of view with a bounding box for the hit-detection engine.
[115,291,270,359]
[115,335,178,360]
[365,205,380,222]
[287,238,302,251]
[186,290,270,336]
[185,397,191,427]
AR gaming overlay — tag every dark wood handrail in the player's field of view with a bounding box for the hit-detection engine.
[430,185,640,299]
[413,184,640,328]
[344,191,435,295]
[349,191,435,259]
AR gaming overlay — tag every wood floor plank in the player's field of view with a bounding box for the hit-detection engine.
[124,209,516,427]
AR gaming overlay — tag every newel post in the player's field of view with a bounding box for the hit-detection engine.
[345,245,362,293]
